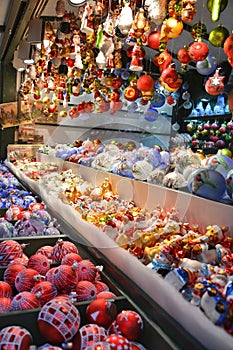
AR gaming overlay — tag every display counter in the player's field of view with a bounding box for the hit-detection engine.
[5,159,233,350]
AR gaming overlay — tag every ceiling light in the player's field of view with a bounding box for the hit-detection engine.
[68,0,87,6]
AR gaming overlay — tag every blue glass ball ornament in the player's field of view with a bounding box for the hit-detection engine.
[144,107,159,122]
[196,54,217,76]
[127,102,138,113]
[151,92,166,108]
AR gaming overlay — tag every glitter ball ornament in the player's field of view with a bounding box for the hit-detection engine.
[73,324,107,350]
[94,281,109,294]
[52,264,78,293]
[0,297,12,312]
[31,281,57,306]
[15,268,40,292]
[75,281,97,302]
[36,246,53,260]
[4,263,26,289]
[104,334,131,349]
[97,291,117,299]
[114,310,144,341]
[45,267,57,283]
[51,240,78,263]
[86,299,117,329]
[10,291,40,311]
[38,298,81,344]
[0,281,13,298]
[0,239,23,266]
[77,260,97,282]
[0,326,33,350]
[61,252,82,266]
[27,253,50,275]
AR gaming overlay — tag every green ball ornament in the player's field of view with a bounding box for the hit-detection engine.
[209,25,229,47]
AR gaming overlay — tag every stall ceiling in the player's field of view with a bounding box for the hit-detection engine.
[0,0,233,72]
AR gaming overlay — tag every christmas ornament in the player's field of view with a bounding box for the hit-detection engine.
[153,50,173,72]
[0,326,33,350]
[36,245,53,260]
[27,253,50,275]
[38,298,81,344]
[159,65,183,92]
[75,280,97,301]
[73,324,107,350]
[205,68,225,95]
[94,281,109,294]
[0,297,12,312]
[209,25,229,47]
[15,268,40,292]
[137,75,154,92]
[104,334,131,350]
[124,84,140,102]
[113,310,144,341]
[4,263,26,289]
[0,281,13,298]
[77,259,97,282]
[31,281,58,306]
[177,46,191,71]
[147,29,161,50]
[52,264,78,293]
[51,239,78,263]
[117,3,133,36]
[129,43,145,71]
[181,0,197,22]
[131,8,150,39]
[196,54,217,76]
[160,16,183,40]
[61,252,82,265]
[145,0,167,26]
[189,41,209,62]
[0,239,24,266]
[223,31,233,67]
[191,22,207,40]
[86,299,117,328]
[10,291,40,311]
[97,291,117,299]
[207,0,228,22]
[82,342,111,350]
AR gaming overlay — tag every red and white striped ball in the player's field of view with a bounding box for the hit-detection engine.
[51,240,78,263]
[38,298,81,344]
[97,291,117,299]
[73,324,107,350]
[4,263,26,288]
[0,281,13,298]
[94,281,109,294]
[31,281,57,306]
[114,310,144,341]
[61,252,82,266]
[27,253,50,275]
[15,268,39,292]
[36,245,53,260]
[104,334,131,350]
[45,267,57,283]
[75,281,97,302]
[9,253,29,266]
[10,291,39,311]
[0,326,33,350]
[0,297,12,312]
[0,239,23,266]
[52,265,77,293]
[77,260,97,282]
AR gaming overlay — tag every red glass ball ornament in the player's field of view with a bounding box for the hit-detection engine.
[94,281,109,294]
[0,281,13,298]
[86,299,117,329]
[77,260,97,282]
[9,254,29,266]
[61,252,82,266]
[73,324,107,350]
[15,268,39,292]
[27,253,50,275]
[0,297,12,312]
[177,46,191,64]
[76,281,97,301]
[137,75,154,92]
[130,341,147,350]
[114,310,144,341]
[189,41,209,62]
[4,263,26,289]
[104,334,131,350]
[0,239,23,266]
[123,85,140,102]
[38,298,81,344]
[0,326,33,350]
[153,50,173,72]
[45,266,57,283]
[83,342,111,350]
[10,291,40,311]
[31,281,57,306]
[160,66,183,92]
[147,30,161,50]
[97,291,117,299]
[36,245,53,260]
[51,240,78,263]
[52,264,78,293]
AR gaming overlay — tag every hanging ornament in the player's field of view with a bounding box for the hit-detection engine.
[117,3,133,36]
[153,50,173,72]
[137,74,154,92]
[205,68,225,95]
[55,0,66,17]
[223,31,233,67]
[124,83,140,102]
[161,16,184,40]
[129,43,145,71]
[189,41,209,62]
[191,22,207,40]
[207,0,228,22]
[177,46,191,72]
[159,64,183,92]
[182,0,197,22]
[131,8,151,39]
[196,54,217,76]
[80,4,94,35]
[145,0,167,26]
[147,29,161,50]
[209,24,229,47]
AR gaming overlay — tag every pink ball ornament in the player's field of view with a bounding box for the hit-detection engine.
[15,268,40,292]
[51,240,78,263]
[0,239,23,266]
[114,310,144,341]
[0,281,13,298]
[31,281,57,306]
[0,297,12,312]
[77,260,97,282]
[38,298,81,344]
[0,326,33,350]
[104,334,131,350]
[4,263,26,289]
[73,324,107,350]
[61,252,83,266]
[10,291,40,311]
[75,281,97,302]
[52,264,78,293]
[27,253,50,275]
